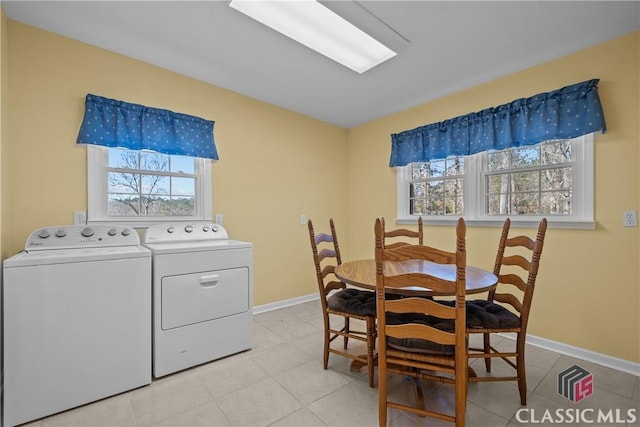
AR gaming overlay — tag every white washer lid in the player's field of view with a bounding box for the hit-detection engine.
[3,245,150,268]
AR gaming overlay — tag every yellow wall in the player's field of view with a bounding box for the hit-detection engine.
[0,8,7,259]
[346,32,640,363]
[4,21,349,306]
[3,16,638,365]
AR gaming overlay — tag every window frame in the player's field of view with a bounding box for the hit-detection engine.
[87,145,212,228]
[396,134,594,229]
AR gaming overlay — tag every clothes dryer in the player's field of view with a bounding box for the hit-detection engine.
[2,225,151,427]
[142,222,253,378]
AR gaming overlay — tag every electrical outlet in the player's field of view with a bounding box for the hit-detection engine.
[300,214,307,225]
[73,211,86,225]
[215,213,223,225]
[623,210,638,227]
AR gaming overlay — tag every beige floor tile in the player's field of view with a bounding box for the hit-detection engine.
[248,341,315,376]
[268,407,327,427]
[307,381,379,427]
[155,402,231,427]
[41,393,136,427]
[252,321,286,352]
[216,378,301,427]
[196,354,270,399]
[130,372,212,425]
[274,360,354,404]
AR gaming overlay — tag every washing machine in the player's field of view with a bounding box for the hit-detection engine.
[2,225,151,427]
[142,222,253,378]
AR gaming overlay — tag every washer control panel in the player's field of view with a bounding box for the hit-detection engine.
[142,222,229,244]
[25,225,140,250]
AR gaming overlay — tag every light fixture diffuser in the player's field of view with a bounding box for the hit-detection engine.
[229,0,397,73]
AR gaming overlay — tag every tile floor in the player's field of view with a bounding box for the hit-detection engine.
[22,300,639,427]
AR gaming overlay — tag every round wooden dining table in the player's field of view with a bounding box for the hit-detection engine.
[334,259,497,297]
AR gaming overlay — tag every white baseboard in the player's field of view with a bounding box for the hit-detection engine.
[253,293,319,315]
[254,296,640,377]
[518,333,640,377]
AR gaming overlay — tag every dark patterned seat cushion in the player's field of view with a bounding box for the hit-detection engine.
[383,299,520,355]
[385,312,456,355]
[466,300,520,329]
[327,288,377,317]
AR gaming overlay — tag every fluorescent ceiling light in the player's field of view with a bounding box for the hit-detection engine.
[229,0,397,73]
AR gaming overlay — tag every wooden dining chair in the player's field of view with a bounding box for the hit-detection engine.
[375,217,468,427]
[465,217,547,405]
[307,219,377,387]
[381,217,423,249]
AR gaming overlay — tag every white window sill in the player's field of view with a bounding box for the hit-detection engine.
[395,217,596,230]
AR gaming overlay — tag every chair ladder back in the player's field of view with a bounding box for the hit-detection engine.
[381,217,424,249]
[329,218,343,264]
[490,218,548,319]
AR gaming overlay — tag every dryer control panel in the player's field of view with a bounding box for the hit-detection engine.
[142,222,229,244]
[25,225,141,250]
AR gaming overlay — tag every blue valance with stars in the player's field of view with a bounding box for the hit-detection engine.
[389,79,606,167]
[76,94,219,160]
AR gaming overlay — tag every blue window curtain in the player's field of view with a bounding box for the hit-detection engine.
[76,94,219,160]
[389,79,606,167]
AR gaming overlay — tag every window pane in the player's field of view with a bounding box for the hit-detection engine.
[411,182,427,198]
[108,195,140,216]
[141,174,169,196]
[108,148,139,169]
[542,167,572,191]
[429,161,445,178]
[487,194,510,215]
[108,172,139,194]
[445,197,463,215]
[511,146,540,168]
[170,155,195,174]
[410,198,427,215]
[170,197,196,216]
[140,151,169,172]
[426,195,443,215]
[172,177,196,196]
[541,191,572,214]
[541,140,573,164]
[487,174,509,195]
[445,158,464,176]
[487,150,510,171]
[412,163,428,180]
[512,171,539,192]
[511,192,539,215]
[445,179,463,197]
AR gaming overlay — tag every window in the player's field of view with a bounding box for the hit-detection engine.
[87,146,212,226]
[397,134,594,229]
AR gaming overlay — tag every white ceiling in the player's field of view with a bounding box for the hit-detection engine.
[3,1,639,128]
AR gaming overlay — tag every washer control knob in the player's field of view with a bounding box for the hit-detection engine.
[202,226,210,232]
[121,228,131,236]
[108,228,118,236]
[167,226,175,234]
[212,225,219,232]
[55,229,67,238]
[81,227,94,238]
[185,225,194,233]
[39,230,51,239]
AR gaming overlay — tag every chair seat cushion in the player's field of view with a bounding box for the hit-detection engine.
[466,300,520,329]
[385,312,455,355]
[327,288,376,317]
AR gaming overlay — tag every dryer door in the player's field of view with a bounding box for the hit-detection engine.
[161,267,249,330]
